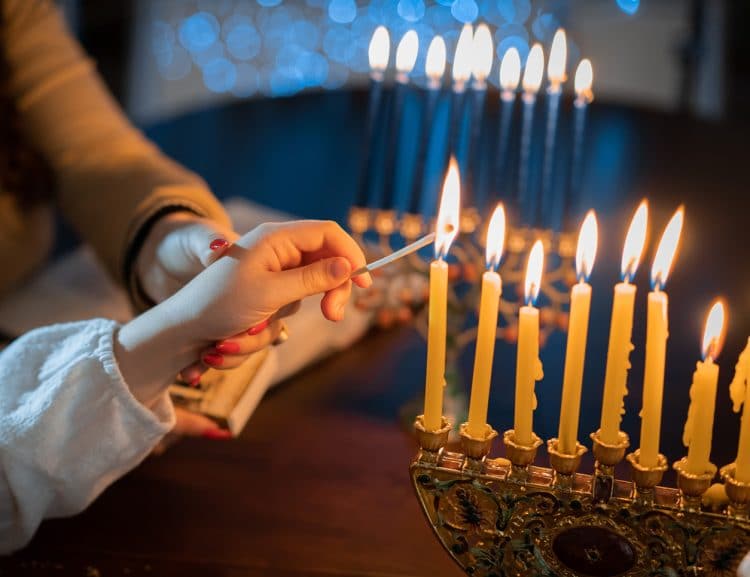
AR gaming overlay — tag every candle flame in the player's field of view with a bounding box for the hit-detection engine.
[452,24,473,87]
[522,43,544,94]
[574,59,593,102]
[547,28,567,88]
[425,35,446,80]
[650,206,684,290]
[471,23,494,84]
[485,203,506,271]
[435,157,461,259]
[368,26,390,73]
[575,210,598,282]
[702,299,726,360]
[499,47,521,92]
[395,30,419,75]
[524,239,544,306]
[620,200,649,282]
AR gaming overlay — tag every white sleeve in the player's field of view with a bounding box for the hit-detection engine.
[0,318,175,553]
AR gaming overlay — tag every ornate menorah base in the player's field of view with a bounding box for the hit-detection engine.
[411,440,750,576]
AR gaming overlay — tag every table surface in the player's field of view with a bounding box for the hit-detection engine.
[3,90,750,576]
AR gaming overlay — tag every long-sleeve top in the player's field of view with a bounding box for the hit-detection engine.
[0,318,174,552]
[0,0,230,298]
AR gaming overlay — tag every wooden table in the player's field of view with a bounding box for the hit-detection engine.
[3,91,749,575]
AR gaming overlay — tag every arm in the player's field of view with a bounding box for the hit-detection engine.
[0,319,175,553]
[2,0,230,291]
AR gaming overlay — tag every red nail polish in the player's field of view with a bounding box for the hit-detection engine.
[202,428,232,440]
[189,374,201,387]
[247,318,270,335]
[215,341,240,354]
[203,352,223,367]
[209,238,229,251]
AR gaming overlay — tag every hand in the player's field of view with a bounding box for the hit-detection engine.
[115,220,371,404]
[136,212,238,304]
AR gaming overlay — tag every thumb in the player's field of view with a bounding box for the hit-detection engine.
[190,222,240,268]
[276,256,351,302]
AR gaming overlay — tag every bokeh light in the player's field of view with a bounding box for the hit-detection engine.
[179,12,220,53]
[202,57,237,92]
[616,0,640,16]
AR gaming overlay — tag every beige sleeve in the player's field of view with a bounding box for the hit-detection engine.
[3,0,231,285]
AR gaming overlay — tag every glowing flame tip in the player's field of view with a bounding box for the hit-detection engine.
[485,204,506,270]
[471,24,494,83]
[395,30,419,75]
[547,28,567,86]
[620,200,649,281]
[368,26,390,72]
[576,210,598,282]
[452,24,474,86]
[524,240,545,305]
[650,206,684,290]
[574,59,593,101]
[500,47,521,92]
[435,157,461,259]
[522,44,544,94]
[425,35,447,80]
[702,300,726,360]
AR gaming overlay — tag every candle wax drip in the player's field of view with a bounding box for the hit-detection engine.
[683,361,705,447]
[531,357,544,410]
[729,344,750,413]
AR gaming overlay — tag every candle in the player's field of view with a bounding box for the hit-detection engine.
[447,24,472,182]
[518,44,544,222]
[513,239,545,446]
[568,59,593,220]
[464,23,493,208]
[539,29,567,228]
[599,201,649,445]
[683,300,726,474]
[408,35,446,215]
[494,47,520,202]
[381,29,418,210]
[356,26,390,207]
[557,211,598,454]
[423,157,461,431]
[730,338,750,482]
[638,207,684,467]
[467,204,506,437]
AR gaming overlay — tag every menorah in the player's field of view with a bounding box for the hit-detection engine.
[411,415,750,577]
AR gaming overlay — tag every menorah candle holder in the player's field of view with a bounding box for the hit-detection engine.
[626,449,668,507]
[547,438,587,491]
[502,429,543,482]
[411,418,750,576]
[673,458,718,512]
[721,463,750,520]
[459,422,498,473]
[590,429,630,503]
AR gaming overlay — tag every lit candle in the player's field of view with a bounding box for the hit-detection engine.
[638,207,684,467]
[557,211,598,454]
[599,201,649,445]
[447,24,472,178]
[518,44,544,222]
[494,47,520,199]
[356,26,390,207]
[381,29,418,210]
[539,29,567,228]
[464,23,493,207]
[683,300,726,475]
[730,338,750,482]
[569,59,594,218]
[513,239,545,446]
[408,35,446,215]
[423,157,461,431]
[466,204,506,437]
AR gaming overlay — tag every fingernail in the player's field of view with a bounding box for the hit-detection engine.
[202,428,232,440]
[247,318,270,335]
[203,352,223,367]
[209,238,229,251]
[329,258,350,279]
[215,341,240,354]
[189,374,201,387]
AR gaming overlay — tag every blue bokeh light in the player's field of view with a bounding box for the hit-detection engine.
[397,0,425,23]
[328,0,357,24]
[496,34,530,68]
[322,26,355,64]
[202,57,237,92]
[225,20,262,60]
[497,0,532,24]
[232,62,261,97]
[179,12,220,53]
[291,19,321,50]
[192,41,226,68]
[616,0,640,16]
[257,0,283,7]
[531,12,561,43]
[451,0,479,23]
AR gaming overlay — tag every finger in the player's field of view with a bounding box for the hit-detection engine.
[215,321,284,356]
[320,279,352,321]
[179,362,206,387]
[254,221,372,288]
[194,221,241,268]
[172,408,232,439]
[274,256,351,304]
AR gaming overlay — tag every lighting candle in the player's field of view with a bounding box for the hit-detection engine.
[494,47,520,202]
[638,207,684,467]
[730,338,750,482]
[539,29,567,228]
[357,26,390,207]
[408,35,446,215]
[518,44,544,222]
[447,25,472,177]
[513,239,545,446]
[599,201,649,445]
[466,204,506,437]
[423,157,461,431]
[683,300,726,474]
[568,59,593,221]
[381,29,418,210]
[557,211,598,454]
[464,23,493,208]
